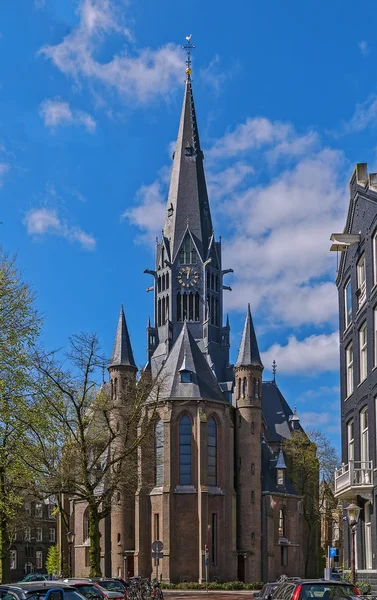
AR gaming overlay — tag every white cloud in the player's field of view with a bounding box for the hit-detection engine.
[39,0,184,105]
[122,181,165,244]
[261,331,339,375]
[24,207,96,251]
[359,40,370,57]
[343,96,377,133]
[298,385,340,402]
[40,99,96,132]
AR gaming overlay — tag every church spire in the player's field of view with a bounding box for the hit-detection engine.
[236,304,263,369]
[163,38,213,261]
[109,305,137,370]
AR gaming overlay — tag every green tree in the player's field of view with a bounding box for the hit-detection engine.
[46,545,60,576]
[0,248,42,582]
[28,332,162,577]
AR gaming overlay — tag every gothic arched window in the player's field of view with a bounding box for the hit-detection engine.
[155,419,164,487]
[179,415,192,485]
[208,417,217,487]
[238,378,241,399]
[242,377,247,396]
[195,293,200,321]
[114,378,118,400]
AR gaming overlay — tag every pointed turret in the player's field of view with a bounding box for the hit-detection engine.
[163,78,213,261]
[109,305,137,369]
[236,304,263,369]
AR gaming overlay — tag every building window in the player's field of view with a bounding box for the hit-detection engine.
[179,415,192,485]
[155,419,164,487]
[49,528,56,543]
[364,502,372,569]
[347,419,354,462]
[36,551,43,570]
[359,323,367,383]
[277,469,285,487]
[346,342,354,396]
[357,254,366,308]
[250,422,255,434]
[344,279,352,329]
[36,527,42,542]
[24,527,31,541]
[83,507,89,542]
[180,370,192,383]
[281,545,288,567]
[154,513,160,541]
[208,417,217,487]
[278,510,285,537]
[211,514,217,566]
[374,308,377,368]
[242,377,247,397]
[360,407,369,463]
[35,503,43,519]
[10,549,17,570]
[374,231,377,285]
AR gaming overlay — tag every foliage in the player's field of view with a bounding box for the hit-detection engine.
[46,545,60,576]
[27,332,163,577]
[0,248,43,583]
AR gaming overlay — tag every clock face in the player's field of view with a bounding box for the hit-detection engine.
[177,266,199,288]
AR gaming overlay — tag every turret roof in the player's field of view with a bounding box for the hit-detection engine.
[236,304,263,368]
[109,305,137,369]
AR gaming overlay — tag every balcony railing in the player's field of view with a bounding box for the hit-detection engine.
[334,460,373,497]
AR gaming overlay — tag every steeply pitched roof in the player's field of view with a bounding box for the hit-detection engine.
[163,79,213,261]
[236,304,263,368]
[109,305,137,369]
[156,322,225,402]
[262,381,304,442]
[261,439,298,495]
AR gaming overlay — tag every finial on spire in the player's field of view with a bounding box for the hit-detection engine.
[182,34,195,79]
[272,359,277,383]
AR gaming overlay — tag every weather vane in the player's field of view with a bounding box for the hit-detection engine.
[272,360,277,383]
[182,34,195,79]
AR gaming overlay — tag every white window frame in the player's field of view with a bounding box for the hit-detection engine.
[357,253,366,308]
[360,407,369,463]
[35,503,43,519]
[24,527,31,541]
[364,501,372,569]
[346,342,354,397]
[36,527,42,542]
[36,551,43,570]
[10,549,17,570]
[47,504,55,519]
[347,419,354,462]
[344,279,352,329]
[49,528,55,542]
[359,323,367,383]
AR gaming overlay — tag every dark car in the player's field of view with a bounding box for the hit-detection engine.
[89,580,125,599]
[58,581,106,600]
[0,582,86,600]
[19,576,49,583]
[253,582,281,600]
[272,579,360,600]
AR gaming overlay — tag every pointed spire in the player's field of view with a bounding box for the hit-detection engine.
[276,444,287,470]
[236,304,263,369]
[163,77,213,261]
[226,314,230,328]
[109,305,137,370]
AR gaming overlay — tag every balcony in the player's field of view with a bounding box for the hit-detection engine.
[334,460,373,499]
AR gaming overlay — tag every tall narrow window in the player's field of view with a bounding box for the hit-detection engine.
[184,237,191,264]
[360,407,369,463]
[36,551,43,569]
[36,527,42,542]
[238,378,241,399]
[189,293,194,321]
[208,417,217,487]
[347,419,354,461]
[162,297,166,325]
[183,294,188,320]
[161,247,165,268]
[10,549,16,570]
[344,279,352,329]
[177,293,182,322]
[211,514,217,566]
[155,419,164,487]
[374,232,377,285]
[158,299,161,327]
[365,502,372,569]
[242,377,247,396]
[357,254,366,308]
[278,509,285,537]
[374,308,377,368]
[195,293,200,321]
[179,416,192,485]
[154,513,160,541]
[359,323,367,383]
[346,342,354,396]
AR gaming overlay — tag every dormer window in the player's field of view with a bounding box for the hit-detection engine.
[167,203,174,218]
[277,469,285,487]
[180,370,192,383]
[185,145,194,156]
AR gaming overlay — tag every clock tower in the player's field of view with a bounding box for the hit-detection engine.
[145,70,232,384]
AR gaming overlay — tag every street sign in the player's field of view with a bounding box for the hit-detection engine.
[152,540,164,553]
[329,547,337,558]
[205,557,209,566]
[152,552,164,559]
[205,544,209,558]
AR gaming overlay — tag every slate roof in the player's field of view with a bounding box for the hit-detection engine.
[261,439,298,495]
[109,305,137,369]
[163,79,213,261]
[157,322,225,402]
[262,381,304,442]
[236,304,263,368]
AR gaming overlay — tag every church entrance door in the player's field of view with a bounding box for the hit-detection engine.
[237,555,245,582]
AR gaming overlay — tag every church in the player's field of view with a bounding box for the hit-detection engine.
[69,50,318,584]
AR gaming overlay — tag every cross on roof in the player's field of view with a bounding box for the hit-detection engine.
[182,34,195,78]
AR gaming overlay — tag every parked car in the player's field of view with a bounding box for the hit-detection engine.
[89,580,126,599]
[60,581,107,600]
[0,581,86,600]
[272,578,360,600]
[253,582,280,600]
[20,575,49,583]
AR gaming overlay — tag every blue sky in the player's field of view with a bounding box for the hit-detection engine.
[3,0,377,451]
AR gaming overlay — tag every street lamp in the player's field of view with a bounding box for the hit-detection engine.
[67,531,75,577]
[346,502,361,586]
